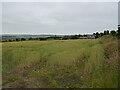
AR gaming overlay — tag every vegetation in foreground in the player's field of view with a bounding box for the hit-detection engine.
[2,35,118,88]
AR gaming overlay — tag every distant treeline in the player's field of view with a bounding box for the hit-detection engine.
[93,29,120,38]
[1,29,120,42]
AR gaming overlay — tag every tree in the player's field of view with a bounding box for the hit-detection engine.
[70,35,79,39]
[78,34,82,37]
[29,37,32,40]
[95,32,100,38]
[116,29,120,39]
[62,37,69,40]
[110,30,116,36]
[106,30,109,35]
[93,33,96,36]
[100,32,104,37]
[9,39,12,42]
[21,38,26,41]
[104,30,107,35]
[13,39,15,41]
[83,34,87,37]
[16,38,20,41]
[39,38,47,41]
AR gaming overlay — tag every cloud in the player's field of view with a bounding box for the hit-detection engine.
[2,2,118,34]
[118,2,120,25]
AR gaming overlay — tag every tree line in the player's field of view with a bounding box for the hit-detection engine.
[93,29,120,38]
[1,28,120,42]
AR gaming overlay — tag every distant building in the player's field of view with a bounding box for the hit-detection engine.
[79,34,95,39]
[86,34,95,39]
[79,37,88,39]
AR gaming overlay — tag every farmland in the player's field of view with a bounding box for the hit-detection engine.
[2,35,118,88]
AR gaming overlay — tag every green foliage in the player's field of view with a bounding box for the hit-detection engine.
[110,30,116,36]
[17,84,26,88]
[2,76,21,86]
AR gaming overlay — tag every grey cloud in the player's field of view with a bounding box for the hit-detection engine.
[2,2,118,34]
[118,2,120,25]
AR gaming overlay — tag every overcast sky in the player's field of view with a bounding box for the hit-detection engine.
[118,1,120,25]
[2,2,118,35]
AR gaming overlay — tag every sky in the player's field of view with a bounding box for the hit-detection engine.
[2,2,118,35]
[118,2,120,25]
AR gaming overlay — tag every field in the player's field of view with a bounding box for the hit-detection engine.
[2,35,118,88]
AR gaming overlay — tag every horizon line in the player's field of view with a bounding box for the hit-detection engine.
[0,33,94,35]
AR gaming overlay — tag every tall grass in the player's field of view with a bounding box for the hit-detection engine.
[2,37,118,88]
[0,43,2,88]
[100,35,118,88]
